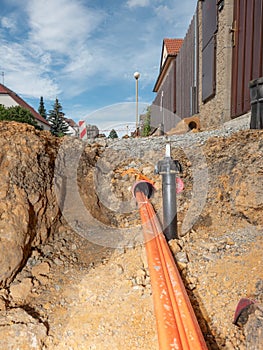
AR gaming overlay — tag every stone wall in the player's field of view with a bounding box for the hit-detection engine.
[198,0,234,129]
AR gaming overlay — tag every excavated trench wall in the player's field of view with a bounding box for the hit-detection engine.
[0,123,112,287]
[1,120,262,287]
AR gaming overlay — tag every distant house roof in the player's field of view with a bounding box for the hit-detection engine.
[0,83,50,127]
[163,38,184,55]
[64,117,78,128]
[153,38,183,92]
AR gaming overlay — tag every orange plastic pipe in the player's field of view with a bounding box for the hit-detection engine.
[135,189,208,350]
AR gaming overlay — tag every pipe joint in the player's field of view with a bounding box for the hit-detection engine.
[155,158,182,175]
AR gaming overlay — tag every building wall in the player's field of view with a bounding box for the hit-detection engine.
[37,120,50,131]
[198,0,234,128]
[152,61,177,132]
[86,124,99,139]
[152,0,262,132]
[176,13,198,119]
[161,46,168,66]
[0,94,19,107]
[231,0,263,117]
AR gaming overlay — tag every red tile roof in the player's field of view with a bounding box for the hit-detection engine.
[153,38,184,92]
[64,117,78,128]
[164,38,184,55]
[0,83,50,126]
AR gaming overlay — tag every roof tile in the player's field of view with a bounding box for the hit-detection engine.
[164,38,184,55]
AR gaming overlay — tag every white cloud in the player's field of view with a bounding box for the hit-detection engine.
[154,1,197,33]
[0,0,197,118]
[126,0,150,8]
[26,0,105,54]
[13,74,60,100]
[1,0,107,100]
[1,16,16,30]
[62,48,96,77]
[0,42,60,99]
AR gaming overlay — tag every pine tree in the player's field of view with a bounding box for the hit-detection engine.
[48,98,69,137]
[38,96,47,119]
[108,129,118,139]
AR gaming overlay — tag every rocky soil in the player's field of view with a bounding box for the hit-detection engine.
[0,116,262,349]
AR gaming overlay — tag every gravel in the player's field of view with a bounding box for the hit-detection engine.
[106,113,251,153]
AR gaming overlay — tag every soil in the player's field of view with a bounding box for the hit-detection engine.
[1,119,263,350]
[6,219,263,349]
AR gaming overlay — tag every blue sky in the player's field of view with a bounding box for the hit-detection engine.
[0,0,197,133]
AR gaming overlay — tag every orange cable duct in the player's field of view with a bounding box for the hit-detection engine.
[135,189,208,350]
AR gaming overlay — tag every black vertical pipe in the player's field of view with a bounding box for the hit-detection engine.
[155,149,182,241]
[162,167,177,240]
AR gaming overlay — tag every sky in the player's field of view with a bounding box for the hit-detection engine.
[0,0,197,134]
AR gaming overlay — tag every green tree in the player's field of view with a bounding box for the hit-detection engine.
[0,104,39,128]
[38,96,47,119]
[142,106,151,137]
[48,98,69,137]
[108,129,118,139]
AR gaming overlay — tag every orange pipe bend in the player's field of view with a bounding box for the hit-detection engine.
[135,190,208,350]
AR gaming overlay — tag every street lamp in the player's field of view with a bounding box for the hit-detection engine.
[134,71,140,136]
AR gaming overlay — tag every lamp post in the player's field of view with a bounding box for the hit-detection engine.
[134,71,140,136]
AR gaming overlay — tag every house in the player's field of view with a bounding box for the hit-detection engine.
[86,124,99,139]
[152,0,263,132]
[152,38,183,133]
[63,117,79,137]
[0,83,50,130]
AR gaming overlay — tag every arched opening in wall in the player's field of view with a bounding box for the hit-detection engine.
[188,121,197,130]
